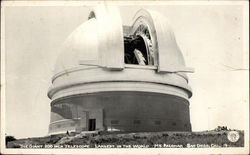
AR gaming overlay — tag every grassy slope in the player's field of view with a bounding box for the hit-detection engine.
[6,130,244,148]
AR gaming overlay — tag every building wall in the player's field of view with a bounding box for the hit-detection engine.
[49,91,191,134]
[75,110,88,132]
[49,119,76,134]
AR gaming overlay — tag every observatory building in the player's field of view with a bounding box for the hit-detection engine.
[48,6,193,134]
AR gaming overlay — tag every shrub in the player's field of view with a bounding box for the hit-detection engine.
[6,136,16,145]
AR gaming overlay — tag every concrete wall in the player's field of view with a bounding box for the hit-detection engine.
[49,119,76,134]
[49,91,191,133]
[76,110,88,132]
[88,109,103,130]
[76,108,104,131]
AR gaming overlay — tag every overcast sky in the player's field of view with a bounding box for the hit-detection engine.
[2,2,249,138]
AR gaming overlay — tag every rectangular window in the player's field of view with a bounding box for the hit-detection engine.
[111,120,119,124]
[134,120,141,124]
[154,121,161,125]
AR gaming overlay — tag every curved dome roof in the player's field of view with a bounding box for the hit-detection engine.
[53,6,193,77]
[54,5,126,75]
[54,18,98,75]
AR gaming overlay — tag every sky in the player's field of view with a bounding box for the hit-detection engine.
[2,2,249,138]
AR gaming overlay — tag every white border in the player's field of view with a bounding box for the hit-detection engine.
[1,3,6,153]
[1,0,249,154]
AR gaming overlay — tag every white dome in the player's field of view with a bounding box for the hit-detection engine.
[54,18,98,75]
[48,6,193,100]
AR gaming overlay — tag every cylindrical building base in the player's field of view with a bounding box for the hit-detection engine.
[49,91,191,134]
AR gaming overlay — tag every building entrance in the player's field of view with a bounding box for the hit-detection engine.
[88,119,96,131]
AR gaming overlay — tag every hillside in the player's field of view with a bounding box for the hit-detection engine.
[6,129,244,148]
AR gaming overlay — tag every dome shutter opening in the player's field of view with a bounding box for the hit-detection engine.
[132,9,194,73]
